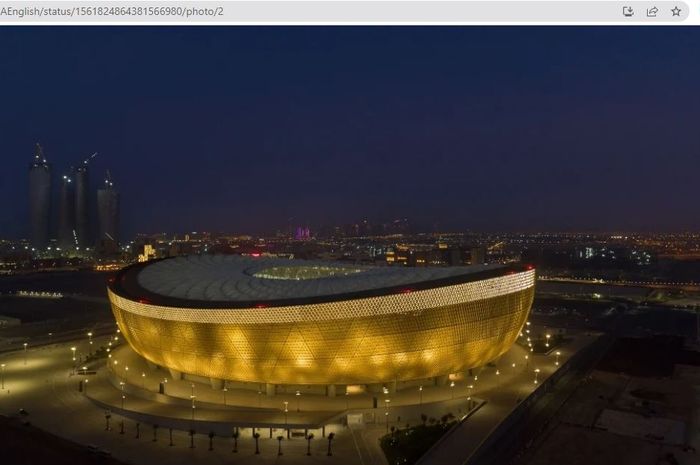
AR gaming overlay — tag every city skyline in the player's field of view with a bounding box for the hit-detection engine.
[2,27,699,239]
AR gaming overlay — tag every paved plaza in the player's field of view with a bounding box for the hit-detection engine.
[0,329,594,465]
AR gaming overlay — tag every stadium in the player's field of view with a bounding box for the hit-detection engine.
[107,255,535,393]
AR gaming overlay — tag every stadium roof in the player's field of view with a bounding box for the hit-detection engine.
[111,255,524,308]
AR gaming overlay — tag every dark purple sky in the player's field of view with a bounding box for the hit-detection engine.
[1,27,699,238]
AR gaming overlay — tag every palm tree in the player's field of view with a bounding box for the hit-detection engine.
[305,433,314,456]
[208,432,215,451]
[152,424,158,442]
[421,413,427,426]
[277,435,284,456]
[253,432,261,454]
[327,432,335,456]
[232,430,239,453]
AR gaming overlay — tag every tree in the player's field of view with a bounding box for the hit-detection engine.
[208,432,215,451]
[277,435,284,456]
[306,433,314,456]
[232,430,239,453]
[327,432,335,456]
[428,417,436,425]
[421,413,428,426]
[253,432,261,455]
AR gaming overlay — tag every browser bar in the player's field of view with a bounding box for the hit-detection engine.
[0,1,692,25]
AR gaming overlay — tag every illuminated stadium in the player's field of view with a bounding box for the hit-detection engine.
[107,255,535,391]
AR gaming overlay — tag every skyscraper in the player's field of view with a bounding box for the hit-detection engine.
[96,170,120,249]
[28,143,51,250]
[57,171,75,250]
[74,152,96,248]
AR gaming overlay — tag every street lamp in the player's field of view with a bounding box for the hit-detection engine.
[450,380,455,399]
[1,363,5,389]
[87,332,93,354]
[524,354,529,369]
[190,384,196,424]
[141,372,146,388]
[223,387,228,405]
[345,391,349,410]
[545,334,551,348]
[555,351,561,366]
[124,365,129,383]
[283,401,289,428]
[534,368,541,384]
[384,398,391,432]
[295,390,301,412]
[419,385,423,405]
[84,378,89,394]
[23,343,28,365]
[120,381,126,409]
[71,347,77,374]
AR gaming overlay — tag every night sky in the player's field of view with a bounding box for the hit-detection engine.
[1,27,699,238]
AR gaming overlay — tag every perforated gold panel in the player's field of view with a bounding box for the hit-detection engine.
[109,271,535,385]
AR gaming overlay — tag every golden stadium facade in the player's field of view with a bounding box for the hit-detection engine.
[108,255,535,387]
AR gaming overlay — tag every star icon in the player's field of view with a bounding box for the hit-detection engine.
[671,6,681,16]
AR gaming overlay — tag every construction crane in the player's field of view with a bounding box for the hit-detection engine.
[82,152,98,165]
